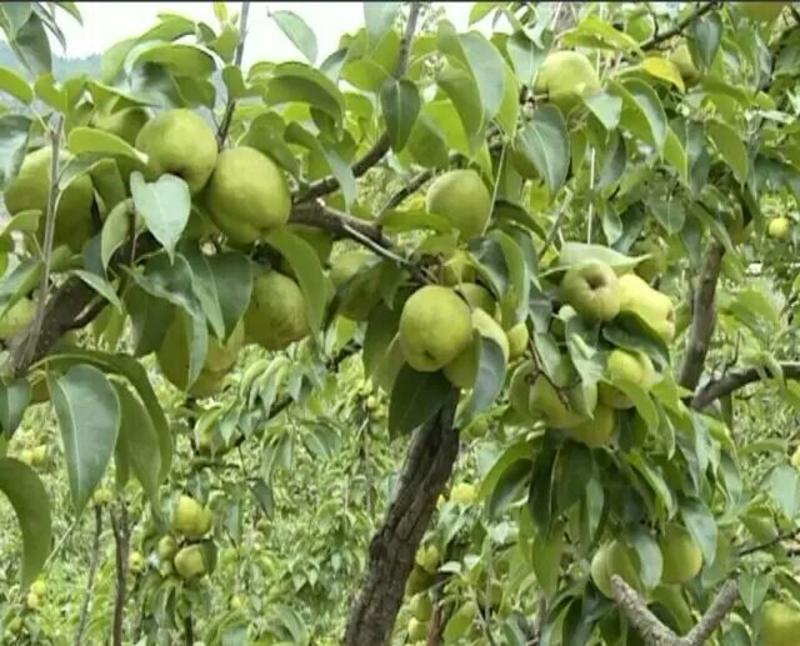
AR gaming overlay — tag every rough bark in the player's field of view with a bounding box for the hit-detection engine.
[344,390,459,646]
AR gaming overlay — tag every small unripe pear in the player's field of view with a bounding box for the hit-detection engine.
[174,544,208,580]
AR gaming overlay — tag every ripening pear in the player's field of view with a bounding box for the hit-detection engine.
[768,217,791,240]
[174,544,208,580]
[599,348,658,409]
[29,580,46,597]
[567,404,616,447]
[506,322,529,359]
[408,617,429,642]
[205,146,291,244]
[761,600,800,646]
[660,525,703,584]
[560,261,620,322]
[92,104,149,145]
[329,250,382,321]
[157,535,178,562]
[128,550,145,574]
[135,108,218,194]
[172,495,213,539]
[399,286,473,372]
[450,482,477,505]
[415,544,440,574]
[244,271,309,350]
[410,593,433,622]
[4,148,95,252]
[618,273,676,342]
[591,539,641,599]
[444,309,509,389]
[25,592,39,610]
[441,250,476,285]
[406,565,435,595]
[534,51,600,113]
[426,169,492,241]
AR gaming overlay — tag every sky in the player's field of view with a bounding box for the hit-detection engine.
[56,2,478,66]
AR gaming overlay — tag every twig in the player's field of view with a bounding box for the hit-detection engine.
[75,505,103,646]
[184,615,194,645]
[110,503,130,646]
[683,580,739,645]
[539,190,574,257]
[641,2,719,50]
[21,115,64,370]
[737,529,800,557]
[375,167,436,223]
[216,1,251,147]
[296,1,422,203]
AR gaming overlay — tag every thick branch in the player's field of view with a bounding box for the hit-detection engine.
[641,2,719,50]
[297,2,422,203]
[110,504,130,646]
[678,240,725,391]
[75,505,103,646]
[692,362,800,409]
[344,390,460,646]
[683,580,738,645]
[216,1,251,147]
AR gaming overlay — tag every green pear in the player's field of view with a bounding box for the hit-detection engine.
[669,44,701,87]
[399,286,473,372]
[509,361,537,421]
[761,601,800,646]
[626,12,655,42]
[0,298,36,339]
[599,348,658,409]
[567,404,616,447]
[135,108,218,194]
[284,224,333,265]
[172,495,212,539]
[444,308,509,388]
[245,271,309,350]
[534,51,600,114]
[591,539,641,599]
[205,146,291,244]
[407,617,429,642]
[409,593,433,622]
[441,250,476,285]
[174,544,208,580]
[406,566,435,595]
[618,273,676,342]
[560,261,620,322]
[30,579,46,597]
[128,550,145,574]
[633,240,668,282]
[92,104,149,145]
[157,535,178,562]
[457,282,498,317]
[791,444,800,468]
[426,169,492,240]
[415,544,440,574]
[4,147,95,252]
[506,322,529,359]
[450,482,477,505]
[529,373,588,429]
[768,217,791,240]
[329,250,382,321]
[737,2,787,22]
[660,525,702,584]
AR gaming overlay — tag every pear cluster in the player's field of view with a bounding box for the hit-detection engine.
[150,495,216,581]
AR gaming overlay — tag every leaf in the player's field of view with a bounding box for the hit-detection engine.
[380,78,420,152]
[663,127,688,184]
[0,114,32,189]
[0,458,52,587]
[100,201,132,271]
[556,242,644,274]
[610,379,658,432]
[681,498,718,564]
[0,379,31,436]
[630,527,663,590]
[768,465,800,519]
[507,30,551,85]
[130,172,191,260]
[457,31,507,124]
[583,91,623,130]
[689,11,722,71]
[388,366,452,437]
[264,228,326,335]
[50,364,120,514]
[243,111,299,175]
[465,337,507,418]
[112,383,161,508]
[0,65,33,103]
[131,42,216,77]
[271,10,318,63]
[72,269,124,312]
[180,244,225,340]
[67,127,147,163]
[614,79,667,152]
[207,252,253,338]
[364,3,400,48]
[265,62,345,125]
[738,572,770,615]
[707,121,748,185]
[649,198,686,234]
[514,105,570,194]
[639,57,685,92]
[9,11,51,75]
[532,528,564,598]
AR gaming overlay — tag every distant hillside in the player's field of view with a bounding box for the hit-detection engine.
[0,42,101,79]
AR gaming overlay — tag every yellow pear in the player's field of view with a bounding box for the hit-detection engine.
[426,169,492,240]
[791,444,800,468]
[128,550,145,574]
[506,322,529,359]
[406,566,435,595]
[444,308,509,388]
[660,525,703,584]
[761,601,800,646]
[567,404,616,447]
[457,282,498,317]
[529,373,588,429]
[534,51,600,114]
[172,495,213,539]
[329,250,382,321]
[174,544,208,580]
[591,539,641,599]
[92,487,112,505]
[26,591,40,610]
[737,2,787,22]
[135,109,217,194]
[618,273,676,342]
[399,286,473,372]
[4,148,95,252]
[0,298,36,340]
[245,271,309,350]
[560,261,620,322]
[415,544,440,574]
[30,580,46,597]
[768,217,791,240]
[599,348,658,409]
[205,146,291,244]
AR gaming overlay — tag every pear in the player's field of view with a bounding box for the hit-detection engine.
[4,148,95,252]
[205,146,291,244]
[174,544,208,580]
[128,550,145,574]
[509,361,537,421]
[761,600,800,646]
[535,51,600,114]
[591,539,642,599]
[561,261,620,322]
[457,282,498,317]
[415,544,440,574]
[172,495,213,539]
[450,482,477,505]
[409,593,433,622]
[92,104,149,145]
[599,348,658,409]
[529,373,588,429]
[768,217,791,240]
[245,271,309,350]
[157,535,178,562]
[444,308,509,388]
[399,286,473,372]
[135,108,217,194]
[408,617,429,642]
[0,298,36,339]
[618,273,676,342]
[329,250,382,321]
[426,169,492,240]
[660,525,702,584]
[506,322,529,359]
[567,404,616,447]
[30,580,46,597]
[26,591,40,610]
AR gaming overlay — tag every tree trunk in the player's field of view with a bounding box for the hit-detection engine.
[344,391,459,646]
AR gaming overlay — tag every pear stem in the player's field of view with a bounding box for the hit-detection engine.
[216,0,251,148]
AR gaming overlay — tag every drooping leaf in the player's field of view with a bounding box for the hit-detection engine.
[0,378,31,436]
[707,120,749,185]
[130,172,191,260]
[388,366,452,437]
[380,78,420,152]
[465,337,507,418]
[514,105,570,194]
[67,127,147,163]
[681,497,718,564]
[271,10,318,63]
[0,114,32,189]
[364,3,401,49]
[0,64,33,103]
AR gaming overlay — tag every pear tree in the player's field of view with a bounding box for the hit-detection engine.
[0,1,800,645]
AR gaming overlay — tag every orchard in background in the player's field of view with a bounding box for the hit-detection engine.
[0,1,800,644]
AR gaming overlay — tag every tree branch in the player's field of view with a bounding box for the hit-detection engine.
[641,2,719,50]
[75,505,103,646]
[683,580,739,645]
[344,389,460,646]
[110,504,130,646]
[296,1,422,203]
[691,362,800,409]
[678,240,725,392]
[216,1,251,147]
[737,528,800,557]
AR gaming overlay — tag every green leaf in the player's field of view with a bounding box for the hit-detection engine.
[180,244,225,340]
[639,57,685,92]
[768,465,800,520]
[131,42,216,77]
[67,126,147,163]
[207,252,253,339]
[457,31,507,124]
[630,527,662,590]
[0,114,32,189]
[562,15,642,54]
[663,127,688,184]
[681,498,718,564]
[707,121,748,185]
[614,79,667,152]
[532,528,564,598]
[364,3,400,49]
[33,73,65,111]
[9,11,51,75]
[0,458,52,587]
[271,10,318,63]
[112,383,161,508]
[50,364,121,514]
[0,379,31,436]
[583,91,623,131]
[100,200,132,271]
[738,572,770,615]
[380,78,420,152]
[363,303,400,378]
[514,105,570,194]
[465,337,507,418]
[285,123,355,207]
[264,227,327,335]
[689,11,722,70]
[388,366,452,437]
[610,379,658,432]
[265,62,345,125]
[556,242,644,274]
[0,65,32,103]
[72,269,123,312]
[130,172,191,260]
[506,30,551,85]
[649,198,686,234]
[243,111,300,175]
[435,66,484,153]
